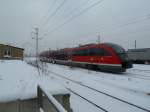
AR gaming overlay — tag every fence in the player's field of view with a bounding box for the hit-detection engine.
[37,85,68,112]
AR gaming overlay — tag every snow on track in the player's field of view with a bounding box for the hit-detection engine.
[46,69,150,112]
[38,62,150,112]
[127,65,150,80]
[46,63,150,93]
[25,59,150,112]
[66,82,149,112]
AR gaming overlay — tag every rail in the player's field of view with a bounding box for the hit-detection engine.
[48,70,150,112]
[37,85,67,112]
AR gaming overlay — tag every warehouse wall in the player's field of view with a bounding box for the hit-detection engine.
[128,48,150,64]
[0,44,24,59]
[0,44,4,59]
[11,47,24,59]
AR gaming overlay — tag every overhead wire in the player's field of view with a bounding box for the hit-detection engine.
[38,0,57,28]
[118,15,150,28]
[43,0,92,33]
[102,14,150,37]
[41,0,67,28]
[65,13,150,41]
[81,14,150,43]
[40,1,150,48]
[44,0,105,35]
[95,14,150,35]
[105,17,150,37]
[103,14,150,38]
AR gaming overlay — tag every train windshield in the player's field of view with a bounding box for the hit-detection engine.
[106,43,125,54]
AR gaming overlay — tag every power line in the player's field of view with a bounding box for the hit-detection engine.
[41,0,67,28]
[75,14,150,45]
[104,15,150,37]
[72,13,150,41]
[92,13,150,34]
[39,0,57,27]
[41,1,150,48]
[118,15,150,28]
[45,0,104,34]
[70,15,149,43]
[43,0,92,33]
[63,0,92,18]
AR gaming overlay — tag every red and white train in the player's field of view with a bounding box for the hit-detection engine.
[40,43,132,72]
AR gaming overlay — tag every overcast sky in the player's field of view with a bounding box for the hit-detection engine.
[0,0,150,54]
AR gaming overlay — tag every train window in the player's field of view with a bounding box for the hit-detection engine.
[73,49,89,56]
[72,51,77,56]
[73,48,111,56]
[81,49,89,56]
[113,46,124,54]
[89,48,102,55]
[57,51,68,60]
[107,44,125,54]
[103,49,111,56]
[72,50,78,56]
[89,48,111,56]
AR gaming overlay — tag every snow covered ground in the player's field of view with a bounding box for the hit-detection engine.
[0,60,68,102]
[0,59,150,112]
[40,62,150,112]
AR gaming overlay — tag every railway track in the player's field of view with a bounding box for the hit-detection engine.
[66,88,108,112]
[131,68,150,73]
[48,70,150,112]
[27,62,108,111]
[125,72,150,80]
[93,67,150,80]
[125,68,150,80]
[63,63,150,80]
[72,65,150,81]
[79,66,150,80]
[40,60,150,80]
[27,61,150,111]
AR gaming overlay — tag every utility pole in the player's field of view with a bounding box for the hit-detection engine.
[32,27,43,75]
[134,40,136,49]
[32,27,41,61]
[35,28,39,60]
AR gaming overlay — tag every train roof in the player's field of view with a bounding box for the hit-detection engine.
[40,42,124,54]
[72,43,124,50]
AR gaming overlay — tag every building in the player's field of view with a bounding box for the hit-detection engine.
[0,44,24,59]
[128,48,150,64]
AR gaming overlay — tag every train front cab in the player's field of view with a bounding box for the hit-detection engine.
[106,43,133,72]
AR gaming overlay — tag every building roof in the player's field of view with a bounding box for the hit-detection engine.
[0,44,24,50]
[128,48,150,52]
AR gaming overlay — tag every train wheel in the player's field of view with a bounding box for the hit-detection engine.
[92,65,99,71]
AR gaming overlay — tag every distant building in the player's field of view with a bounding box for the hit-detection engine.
[127,48,150,64]
[0,44,24,59]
